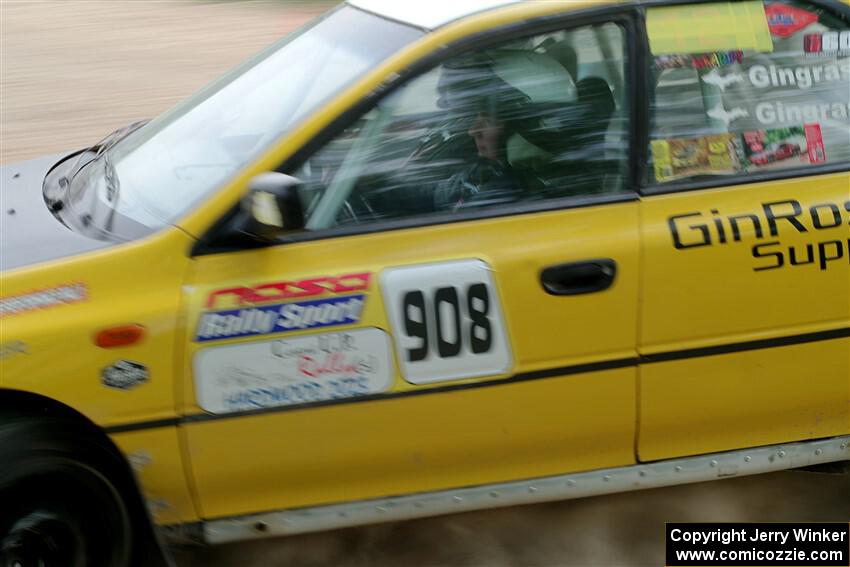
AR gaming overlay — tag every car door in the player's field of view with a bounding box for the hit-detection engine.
[180,12,642,521]
[638,0,850,461]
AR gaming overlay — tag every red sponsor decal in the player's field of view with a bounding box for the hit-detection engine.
[804,123,827,164]
[805,31,850,54]
[206,272,371,309]
[743,130,765,154]
[765,4,818,38]
[804,33,822,53]
[298,352,361,379]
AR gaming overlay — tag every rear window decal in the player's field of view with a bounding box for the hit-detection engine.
[651,134,743,183]
[652,122,829,183]
[648,2,849,184]
[648,1,773,56]
[656,51,745,71]
[804,30,850,57]
[765,3,818,38]
[741,124,825,169]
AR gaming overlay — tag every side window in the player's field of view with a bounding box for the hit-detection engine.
[292,23,629,230]
[647,0,850,185]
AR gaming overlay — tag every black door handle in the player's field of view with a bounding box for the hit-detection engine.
[540,259,617,296]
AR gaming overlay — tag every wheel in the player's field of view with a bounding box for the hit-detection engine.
[0,417,133,567]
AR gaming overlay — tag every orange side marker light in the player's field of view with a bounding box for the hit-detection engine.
[95,324,145,348]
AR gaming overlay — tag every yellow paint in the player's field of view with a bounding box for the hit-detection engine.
[647,1,773,55]
[189,367,636,518]
[111,427,200,524]
[1,227,193,427]
[638,170,850,460]
[1,0,629,528]
[1,0,847,531]
[640,338,849,461]
[1,226,201,524]
[182,201,640,518]
[640,172,850,353]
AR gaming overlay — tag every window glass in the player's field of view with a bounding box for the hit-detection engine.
[648,1,850,185]
[87,6,422,233]
[292,23,629,231]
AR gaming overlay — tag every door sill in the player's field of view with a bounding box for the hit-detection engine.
[192,435,849,545]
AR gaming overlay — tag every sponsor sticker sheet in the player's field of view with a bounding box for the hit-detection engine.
[648,2,849,183]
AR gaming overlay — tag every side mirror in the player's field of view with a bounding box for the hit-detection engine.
[240,172,305,242]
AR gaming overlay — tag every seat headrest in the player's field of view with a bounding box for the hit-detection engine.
[576,77,615,117]
[491,50,577,104]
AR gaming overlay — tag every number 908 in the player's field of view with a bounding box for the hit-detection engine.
[402,283,493,362]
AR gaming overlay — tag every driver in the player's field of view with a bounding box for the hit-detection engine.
[433,60,527,212]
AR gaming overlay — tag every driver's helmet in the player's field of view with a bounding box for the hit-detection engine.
[436,50,578,131]
[437,55,524,132]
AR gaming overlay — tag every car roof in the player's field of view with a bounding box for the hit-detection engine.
[346,0,525,30]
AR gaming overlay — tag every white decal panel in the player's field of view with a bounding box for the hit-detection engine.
[381,259,512,385]
[194,328,393,414]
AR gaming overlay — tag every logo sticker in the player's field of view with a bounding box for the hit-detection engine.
[102,360,149,390]
[700,69,745,92]
[196,272,372,342]
[667,197,850,273]
[651,134,742,183]
[0,283,87,318]
[656,51,744,71]
[195,295,365,342]
[804,123,827,164]
[804,31,850,56]
[765,4,818,38]
[194,328,393,414]
[205,272,370,309]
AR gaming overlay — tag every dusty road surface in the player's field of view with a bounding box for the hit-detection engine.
[0,0,320,163]
[1,2,847,566]
[171,472,849,567]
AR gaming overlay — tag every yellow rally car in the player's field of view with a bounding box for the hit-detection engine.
[1,0,849,564]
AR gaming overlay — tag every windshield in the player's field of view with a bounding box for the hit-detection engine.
[68,6,422,235]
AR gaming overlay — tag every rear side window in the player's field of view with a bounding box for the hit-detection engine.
[647,0,849,185]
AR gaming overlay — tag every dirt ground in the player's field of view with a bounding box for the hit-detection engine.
[1,2,847,566]
[0,0,318,164]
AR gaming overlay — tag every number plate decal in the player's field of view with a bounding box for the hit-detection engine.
[194,328,393,414]
[381,260,513,384]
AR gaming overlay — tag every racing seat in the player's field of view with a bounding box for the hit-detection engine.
[508,75,617,197]
[573,76,617,186]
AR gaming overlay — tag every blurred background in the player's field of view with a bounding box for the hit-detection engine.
[0,0,333,163]
[1,1,847,565]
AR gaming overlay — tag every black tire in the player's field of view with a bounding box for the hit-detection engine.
[0,416,133,567]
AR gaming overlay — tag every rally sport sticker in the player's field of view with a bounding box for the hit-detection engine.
[194,328,393,414]
[195,272,370,342]
[381,259,512,385]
